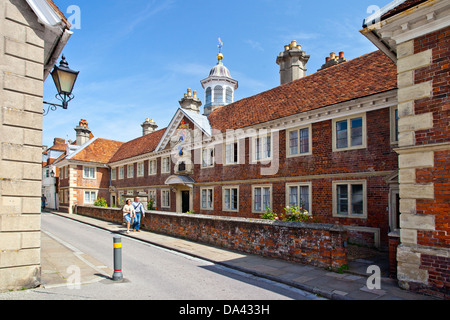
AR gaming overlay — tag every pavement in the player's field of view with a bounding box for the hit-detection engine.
[28,211,440,300]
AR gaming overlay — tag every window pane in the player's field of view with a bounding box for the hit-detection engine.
[263,187,271,209]
[224,189,230,209]
[255,138,261,160]
[233,143,238,163]
[202,150,207,167]
[85,191,90,203]
[225,144,232,164]
[226,87,233,104]
[299,185,310,212]
[289,131,298,155]
[209,149,214,166]
[254,188,261,211]
[299,128,309,154]
[351,184,363,214]
[336,120,348,149]
[202,190,206,208]
[84,167,89,177]
[231,189,238,210]
[214,85,223,104]
[394,109,399,142]
[337,185,348,214]
[265,136,271,158]
[207,190,213,208]
[351,118,363,146]
[206,87,212,105]
[289,186,298,207]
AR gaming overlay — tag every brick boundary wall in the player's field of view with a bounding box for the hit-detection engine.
[75,205,348,270]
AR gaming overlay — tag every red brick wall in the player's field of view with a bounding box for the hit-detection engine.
[420,254,450,299]
[413,28,450,250]
[76,205,348,270]
[413,26,450,146]
[410,26,450,298]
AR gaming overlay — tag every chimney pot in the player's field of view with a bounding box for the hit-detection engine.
[339,51,345,59]
[326,57,330,62]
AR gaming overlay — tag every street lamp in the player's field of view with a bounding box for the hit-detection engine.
[43,55,79,116]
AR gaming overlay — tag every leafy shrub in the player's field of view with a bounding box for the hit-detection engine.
[260,207,281,220]
[93,197,108,207]
[283,206,312,222]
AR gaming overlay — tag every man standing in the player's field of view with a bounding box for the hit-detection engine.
[132,196,145,232]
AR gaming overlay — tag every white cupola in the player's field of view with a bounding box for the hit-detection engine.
[200,41,238,116]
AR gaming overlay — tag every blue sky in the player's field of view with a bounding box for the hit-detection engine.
[43,0,391,148]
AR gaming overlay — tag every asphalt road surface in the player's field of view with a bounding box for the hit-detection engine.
[0,213,322,302]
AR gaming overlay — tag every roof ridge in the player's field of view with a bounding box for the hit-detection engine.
[209,50,383,118]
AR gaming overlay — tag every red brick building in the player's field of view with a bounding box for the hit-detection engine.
[361,0,449,298]
[54,120,123,213]
[53,0,448,297]
[105,48,399,249]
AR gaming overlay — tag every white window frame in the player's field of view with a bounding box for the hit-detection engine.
[111,167,117,180]
[252,133,272,162]
[118,166,124,180]
[148,159,157,176]
[83,166,96,179]
[84,190,97,204]
[332,180,367,219]
[161,156,171,174]
[200,187,214,210]
[137,161,144,177]
[201,147,215,168]
[252,185,272,213]
[286,124,312,157]
[224,141,239,165]
[161,189,170,208]
[332,113,367,152]
[285,182,312,215]
[148,189,157,208]
[222,186,239,212]
[127,164,134,178]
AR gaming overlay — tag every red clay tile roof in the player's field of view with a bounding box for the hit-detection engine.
[70,138,124,163]
[48,139,66,152]
[208,50,397,131]
[109,128,166,163]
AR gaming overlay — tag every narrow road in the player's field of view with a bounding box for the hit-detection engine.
[1,213,322,302]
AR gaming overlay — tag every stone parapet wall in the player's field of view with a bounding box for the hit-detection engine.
[75,205,348,270]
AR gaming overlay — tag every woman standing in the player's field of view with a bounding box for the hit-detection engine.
[122,199,135,233]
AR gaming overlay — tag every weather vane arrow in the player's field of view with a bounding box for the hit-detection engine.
[218,37,223,53]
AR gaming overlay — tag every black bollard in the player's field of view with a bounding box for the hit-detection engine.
[112,236,123,281]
